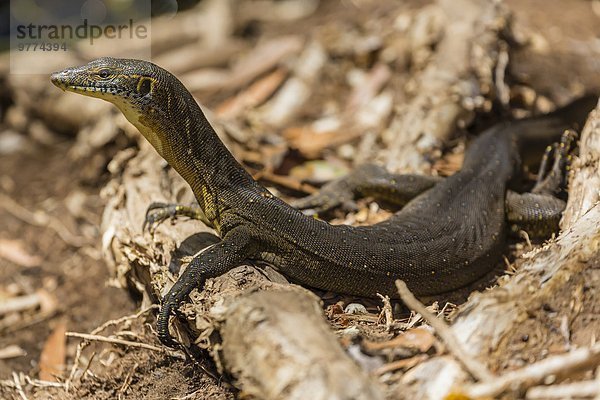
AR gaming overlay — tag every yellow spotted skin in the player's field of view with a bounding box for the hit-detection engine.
[50,58,597,348]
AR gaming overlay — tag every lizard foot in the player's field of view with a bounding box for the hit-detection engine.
[144,202,176,233]
[157,280,195,349]
[290,178,357,214]
[290,165,391,214]
[143,202,203,233]
[157,295,184,349]
[532,129,578,195]
[290,164,440,214]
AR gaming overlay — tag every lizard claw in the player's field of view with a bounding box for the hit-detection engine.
[291,178,355,214]
[533,129,578,195]
[157,296,181,349]
[143,202,178,233]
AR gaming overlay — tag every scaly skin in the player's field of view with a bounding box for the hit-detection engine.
[50,58,595,348]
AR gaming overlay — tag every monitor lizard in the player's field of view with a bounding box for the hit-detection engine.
[50,58,596,348]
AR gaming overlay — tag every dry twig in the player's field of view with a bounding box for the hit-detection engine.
[0,293,41,316]
[0,345,26,360]
[376,293,393,332]
[117,362,138,400]
[22,376,65,389]
[0,238,41,267]
[65,305,158,390]
[526,380,599,399]
[78,352,96,382]
[12,372,28,400]
[373,354,429,376]
[395,279,494,382]
[0,376,65,390]
[65,332,185,360]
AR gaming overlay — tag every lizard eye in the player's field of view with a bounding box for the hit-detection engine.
[137,77,153,96]
[98,69,111,79]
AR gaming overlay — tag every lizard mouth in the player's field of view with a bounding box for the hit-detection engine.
[50,70,78,91]
[68,85,115,94]
[50,70,117,96]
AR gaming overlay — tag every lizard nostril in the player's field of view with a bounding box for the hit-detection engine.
[50,70,68,87]
[50,72,61,83]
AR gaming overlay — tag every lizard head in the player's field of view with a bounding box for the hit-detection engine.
[50,57,187,158]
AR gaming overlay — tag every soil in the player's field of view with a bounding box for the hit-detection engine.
[0,1,599,399]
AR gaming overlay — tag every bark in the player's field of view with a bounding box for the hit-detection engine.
[220,289,381,400]
[379,0,510,173]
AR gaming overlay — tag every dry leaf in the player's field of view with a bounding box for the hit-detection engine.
[284,126,340,158]
[39,319,67,381]
[216,68,288,119]
[433,151,464,176]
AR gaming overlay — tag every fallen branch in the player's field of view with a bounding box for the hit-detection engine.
[380,0,509,173]
[464,343,600,398]
[216,283,385,400]
[526,380,599,399]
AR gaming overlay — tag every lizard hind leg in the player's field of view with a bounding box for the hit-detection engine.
[506,129,578,238]
[532,129,578,196]
[291,164,441,214]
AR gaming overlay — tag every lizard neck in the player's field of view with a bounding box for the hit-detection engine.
[137,100,259,233]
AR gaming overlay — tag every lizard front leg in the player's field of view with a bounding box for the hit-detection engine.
[157,227,257,348]
[143,202,207,233]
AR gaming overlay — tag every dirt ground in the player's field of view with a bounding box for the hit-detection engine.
[0,1,599,399]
